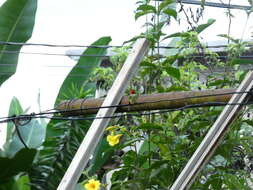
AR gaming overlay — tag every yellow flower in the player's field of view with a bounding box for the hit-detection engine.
[106,134,123,146]
[84,179,100,190]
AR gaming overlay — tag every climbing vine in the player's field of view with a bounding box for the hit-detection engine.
[86,0,253,189]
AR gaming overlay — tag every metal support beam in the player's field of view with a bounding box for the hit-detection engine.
[170,70,253,190]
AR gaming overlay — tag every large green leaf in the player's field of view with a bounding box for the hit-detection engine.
[230,58,253,65]
[55,36,112,104]
[0,175,31,190]
[194,19,215,34]
[4,119,46,158]
[0,0,37,85]
[0,148,36,181]
[2,97,46,158]
[47,36,111,139]
[6,97,23,143]
[30,37,112,190]
[165,66,180,80]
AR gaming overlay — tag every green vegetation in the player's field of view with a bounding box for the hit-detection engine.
[0,0,253,189]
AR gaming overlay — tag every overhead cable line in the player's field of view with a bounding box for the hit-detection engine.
[0,90,252,124]
[0,41,252,49]
[1,50,253,59]
[156,0,252,10]
[0,50,109,57]
[180,0,252,10]
[0,41,123,48]
[1,101,253,124]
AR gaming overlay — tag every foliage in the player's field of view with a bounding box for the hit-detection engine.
[1,0,253,189]
[0,96,44,189]
[83,1,253,190]
[0,0,38,184]
[29,37,112,190]
[0,0,37,85]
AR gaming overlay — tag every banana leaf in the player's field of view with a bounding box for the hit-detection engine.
[30,37,112,190]
[0,0,37,85]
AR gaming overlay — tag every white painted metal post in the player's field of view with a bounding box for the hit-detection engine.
[170,70,253,190]
[57,38,149,190]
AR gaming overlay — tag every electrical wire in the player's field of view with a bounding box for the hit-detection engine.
[0,41,252,50]
[156,0,252,10]
[0,50,109,57]
[47,90,253,115]
[0,41,124,48]
[0,50,253,60]
[0,90,252,124]
[1,100,253,124]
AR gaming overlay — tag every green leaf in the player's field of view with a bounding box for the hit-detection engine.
[136,4,156,13]
[123,150,136,166]
[135,10,155,20]
[31,38,112,190]
[208,79,230,87]
[162,54,179,65]
[243,119,253,126]
[6,97,23,143]
[230,58,253,65]
[0,178,20,190]
[217,34,239,43]
[138,123,163,131]
[16,175,31,190]
[46,37,111,140]
[195,19,215,34]
[158,0,175,13]
[165,66,180,80]
[0,0,37,85]
[3,97,46,158]
[0,148,36,181]
[163,38,181,56]
[162,8,177,19]
[163,19,215,40]
[5,119,46,157]
[55,36,112,104]
[165,85,189,92]
[139,139,157,154]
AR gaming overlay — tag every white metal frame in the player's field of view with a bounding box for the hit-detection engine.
[170,70,253,190]
[57,38,149,190]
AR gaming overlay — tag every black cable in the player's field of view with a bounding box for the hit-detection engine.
[0,90,250,120]
[1,50,253,59]
[156,0,252,10]
[0,41,123,48]
[0,50,109,58]
[2,101,252,124]
[0,91,252,124]
[12,115,31,148]
[0,41,252,50]
[2,100,252,148]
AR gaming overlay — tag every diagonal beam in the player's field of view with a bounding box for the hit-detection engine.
[170,70,253,190]
[57,38,149,190]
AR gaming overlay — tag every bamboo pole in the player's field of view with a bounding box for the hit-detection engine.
[56,88,236,116]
